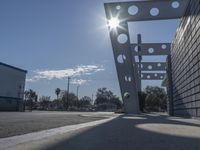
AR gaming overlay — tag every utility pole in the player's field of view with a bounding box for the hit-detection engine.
[76,85,80,100]
[66,77,71,110]
[92,94,95,105]
[76,85,80,108]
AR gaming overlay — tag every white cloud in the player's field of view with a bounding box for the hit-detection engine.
[71,79,89,85]
[26,78,36,83]
[26,65,104,84]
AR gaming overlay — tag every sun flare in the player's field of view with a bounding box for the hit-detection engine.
[108,17,120,29]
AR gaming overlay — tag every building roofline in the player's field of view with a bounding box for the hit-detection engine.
[0,62,28,73]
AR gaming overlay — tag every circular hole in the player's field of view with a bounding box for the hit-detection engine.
[116,5,121,10]
[128,5,139,15]
[141,64,143,68]
[124,92,130,99]
[125,77,127,81]
[141,74,143,78]
[118,34,128,44]
[162,44,167,49]
[150,8,159,16]
[157,63,161,67]
[117,54,126,64]
[125,76,132,82]
[155,73,158,77]
[134,46,138,52]
[147,75,151,79]
[172,1,180,8]
[148,65,153,70]
[160,76,164,79]
[148,48,154,53]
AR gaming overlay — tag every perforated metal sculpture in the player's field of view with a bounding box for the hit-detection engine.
[104,0,189,114]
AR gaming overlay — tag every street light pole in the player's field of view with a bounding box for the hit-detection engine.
[92,94,94,105]
[66,77,71,110]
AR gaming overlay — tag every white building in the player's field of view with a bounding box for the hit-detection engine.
[0,62,27,111]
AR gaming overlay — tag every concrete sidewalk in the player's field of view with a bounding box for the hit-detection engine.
[3,113,200,150]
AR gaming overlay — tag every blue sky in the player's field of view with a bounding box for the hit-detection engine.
[0,0,179,99]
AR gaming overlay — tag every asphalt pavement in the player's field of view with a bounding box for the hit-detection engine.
[1,112,200,150]
[0,111,114,138]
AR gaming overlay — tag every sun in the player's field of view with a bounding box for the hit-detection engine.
[108,17,120,29]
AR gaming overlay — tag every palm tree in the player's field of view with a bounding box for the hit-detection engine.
[55,88,61,99]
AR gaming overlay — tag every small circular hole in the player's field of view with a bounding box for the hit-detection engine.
[148,65,153,70]
[125,76,131,82]
[155,74,158,77]
[134,46,138,52]
[117,54,126,64]
[172,1,180,8]
[124,92,130,99]
[160,76,163,79]
[147,75,151,79]
[157,63,161,67]
[128,5,139,15]
[150,8,159,16]
[162,44,167,49]
[141,74,143,78]
[118,34,128,44]
[148,48,154,53]
[125,76,128,81]
[116,5,121,10]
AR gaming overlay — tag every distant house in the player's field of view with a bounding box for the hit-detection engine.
[0,62,27,111]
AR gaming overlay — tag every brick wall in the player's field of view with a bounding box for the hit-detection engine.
[171,0,200,117]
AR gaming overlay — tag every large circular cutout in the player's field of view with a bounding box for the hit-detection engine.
[172,1,180,8]
[118,34,128,44]
[128,5,139,15]
[150,8,159,16]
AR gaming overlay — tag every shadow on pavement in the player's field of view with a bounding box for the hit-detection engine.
[43,114,200,150]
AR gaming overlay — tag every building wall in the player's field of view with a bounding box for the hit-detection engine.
[0,64,26,111]
[171,0,200,117]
